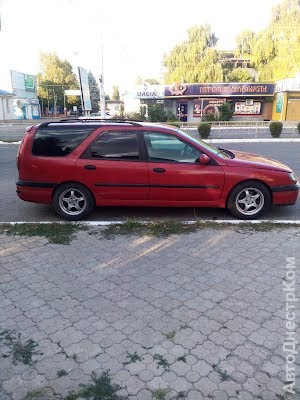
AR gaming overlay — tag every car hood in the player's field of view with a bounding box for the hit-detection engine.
[225,150,292,172]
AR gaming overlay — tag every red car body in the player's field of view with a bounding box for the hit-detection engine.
[16,121,299,219]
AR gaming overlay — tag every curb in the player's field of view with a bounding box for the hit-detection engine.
[1,220,300,226]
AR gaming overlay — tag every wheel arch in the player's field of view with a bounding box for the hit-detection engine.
[226,179,273,207]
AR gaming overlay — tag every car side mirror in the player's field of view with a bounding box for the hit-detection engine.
[197,154,211,165]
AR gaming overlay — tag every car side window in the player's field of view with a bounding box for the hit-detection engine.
[88,131,140,160]
[144,132,201,163]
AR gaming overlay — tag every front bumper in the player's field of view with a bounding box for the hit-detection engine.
[271,182,300,206]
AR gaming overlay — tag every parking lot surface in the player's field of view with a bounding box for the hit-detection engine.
[0,225,299,399]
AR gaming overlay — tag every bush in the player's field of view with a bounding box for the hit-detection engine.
[148,104,167,122]
[166,111,179,122]
[297,122,300,134]
[198,123,211,139]
[166,121,180,128]
[269,121,283,137]
[218,102,233,121]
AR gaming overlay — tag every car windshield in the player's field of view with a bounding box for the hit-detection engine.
[176,129,229,158]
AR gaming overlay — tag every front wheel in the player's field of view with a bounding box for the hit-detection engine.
[52,183,95,221]
[227,181,271,220]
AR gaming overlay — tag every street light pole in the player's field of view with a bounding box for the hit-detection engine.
[99,40,106,118]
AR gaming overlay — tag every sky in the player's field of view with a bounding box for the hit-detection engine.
[0,0,281,94]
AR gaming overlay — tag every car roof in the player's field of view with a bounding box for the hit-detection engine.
[36,119,177,131]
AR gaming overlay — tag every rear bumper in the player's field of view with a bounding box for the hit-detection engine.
[272,183,299,206]
[16,180,54,204]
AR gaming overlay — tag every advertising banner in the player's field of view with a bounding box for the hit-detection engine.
[78,67,92,111]
[193,98,225,117]
[234,101,261,115]
[11,70,37,99]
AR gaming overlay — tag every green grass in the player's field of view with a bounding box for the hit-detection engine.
[100,219,299,239]
[65,371,122,400]
[212,364,231,381]
[153,354,170,371]
[57,368,68,377]
[0,222,87,245]
[123,350,144,366]
[0,329,42,365]
[0,138,20,143]
[152,388,169,400]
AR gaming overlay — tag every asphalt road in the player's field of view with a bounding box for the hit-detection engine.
[1,142,300,222]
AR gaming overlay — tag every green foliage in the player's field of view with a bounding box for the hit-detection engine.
[37,52,80,110]
[88,71,100,113]
[57,369,68,377]
[148,104,167,122]
[297,122,300,134]
[235,30,256,57]
[123,351,144,366]
[0,222,87,245]
[166,111,179,121]
[218,102,233,121]
[166,122,180,128]
[246,0,300,81]
[269,121,283,137]
[153,354,170,371]
[152,389,169,400]
[163,25,223,83]
[226,68,254,82]
[112,86,120,101]
[197,123,211,138]
[0,330,42,365]
[65,371,122,400]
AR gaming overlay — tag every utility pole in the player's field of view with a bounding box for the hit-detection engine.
[99,40,106,118]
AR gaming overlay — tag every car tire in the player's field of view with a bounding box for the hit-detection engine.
[227,180,271,220]
[52,183,95,221]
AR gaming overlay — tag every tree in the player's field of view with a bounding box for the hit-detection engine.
[237,0,300,81]
[37,52,80,111]
[163,25,223,83]
[235,30,256,58]
[112,86,120,101]
[88,71,100,112]
[227,68,254,82]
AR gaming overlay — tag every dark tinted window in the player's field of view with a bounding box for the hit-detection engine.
[89,131,140,160]
[32,126,96,156]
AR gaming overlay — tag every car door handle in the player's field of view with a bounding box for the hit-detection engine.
[84,165,96,170]
[153,168,166,173]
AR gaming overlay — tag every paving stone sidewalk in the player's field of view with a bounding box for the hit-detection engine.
[0,226,299,400]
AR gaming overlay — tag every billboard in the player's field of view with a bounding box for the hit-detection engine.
[78,67,92,111]
[11,70,37,99]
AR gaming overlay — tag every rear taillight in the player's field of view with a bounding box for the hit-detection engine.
[17,126,35,170]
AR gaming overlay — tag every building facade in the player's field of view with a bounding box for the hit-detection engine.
[124,82,274,123]
[0,89,15,121]
[272,78,300,121]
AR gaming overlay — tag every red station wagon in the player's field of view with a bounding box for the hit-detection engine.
[16,119,299,220]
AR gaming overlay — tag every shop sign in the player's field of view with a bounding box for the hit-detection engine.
[166,83,274,97]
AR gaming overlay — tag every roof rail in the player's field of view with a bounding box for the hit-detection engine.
[38,118,144,127]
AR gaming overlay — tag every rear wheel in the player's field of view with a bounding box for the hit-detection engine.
[52,183,95,221]
[227,181,271,220]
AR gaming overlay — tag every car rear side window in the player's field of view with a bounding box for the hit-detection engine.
[87,131,140,160]
[32,126,96,156]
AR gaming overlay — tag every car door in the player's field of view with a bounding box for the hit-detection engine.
[76,130,149,201]
[143,131,224,202]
